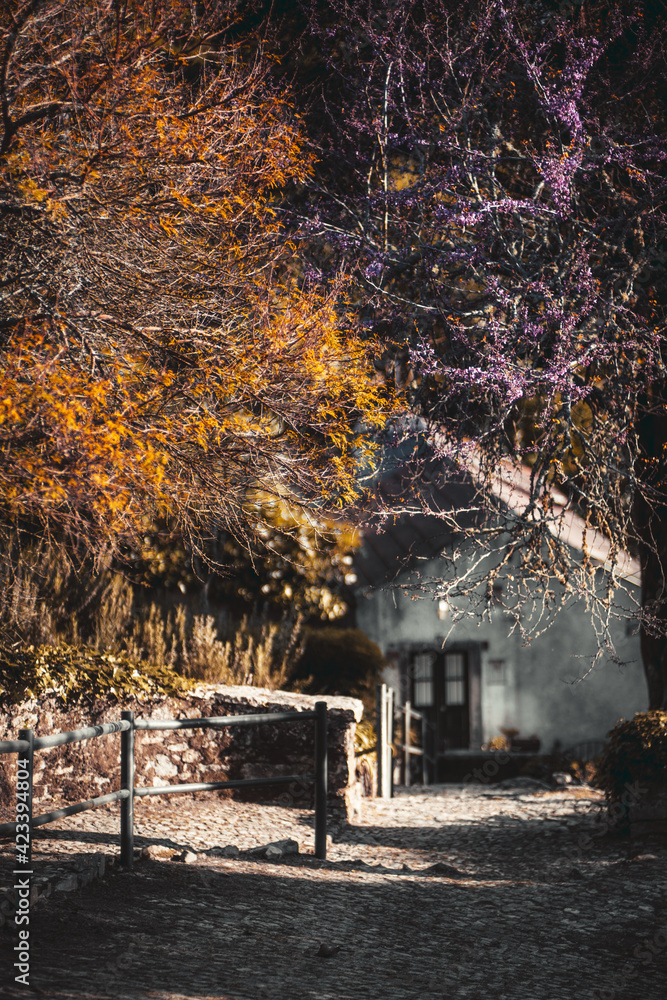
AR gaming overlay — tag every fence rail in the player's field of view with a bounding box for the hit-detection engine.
[0,703,329,865]
[33,789,131,829]
[395,700,436,787]
[34,720,132,750]
[134,710,313,731]
[0,739,30,754]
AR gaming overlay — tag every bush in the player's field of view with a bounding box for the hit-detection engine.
[594,711,667,804]
[0,533,307,690]
[354,718,378,796]
[292,627,387,717]
[0,609,307,706]
[0,536,307,696]
[0,643,191,707]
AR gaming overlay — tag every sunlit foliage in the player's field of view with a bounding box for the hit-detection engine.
[0,0,399,570]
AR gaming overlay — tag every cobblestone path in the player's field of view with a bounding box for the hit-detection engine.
[1,784,666,999]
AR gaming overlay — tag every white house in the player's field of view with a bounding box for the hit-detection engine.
[352,451,647,777]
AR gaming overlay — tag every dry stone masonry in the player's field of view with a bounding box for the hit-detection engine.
[0,685,363,823]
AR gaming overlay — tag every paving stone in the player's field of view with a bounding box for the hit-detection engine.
[207,844,240,857]
[177,850,198,864]
[0,783,666,999]
[141,844,179,861]
[53,874,78,892]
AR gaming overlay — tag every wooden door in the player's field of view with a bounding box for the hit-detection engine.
[409,648,470,752]
[437,650,470,750]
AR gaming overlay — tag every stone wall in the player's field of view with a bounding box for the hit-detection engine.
[0,685,363,823]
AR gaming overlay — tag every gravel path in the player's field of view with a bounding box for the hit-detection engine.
[1,783,666,999]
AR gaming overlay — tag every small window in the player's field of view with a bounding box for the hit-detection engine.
[487,659,506,685]
[445,652,466,705]
[412,651,435,707]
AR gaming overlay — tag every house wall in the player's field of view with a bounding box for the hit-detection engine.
[355,555,647,752]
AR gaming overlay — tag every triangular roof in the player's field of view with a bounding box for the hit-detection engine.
[352,456,475,588]
[480,455,640,587]
[352,443,640,590]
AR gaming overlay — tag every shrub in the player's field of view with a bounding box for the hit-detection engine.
[354,718,378,796]
[594,711,667,804]
[354,718,378,755]
[0,538,306,696]
[176,611,305,691]
[291,627,387,717]
[569,759,599,786]
[0,606,307,706]
[0,644,191,707]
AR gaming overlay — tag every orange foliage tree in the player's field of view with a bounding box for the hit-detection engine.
[0,1,399,570]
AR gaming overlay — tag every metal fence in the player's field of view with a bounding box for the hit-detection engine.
[0,702,329,865]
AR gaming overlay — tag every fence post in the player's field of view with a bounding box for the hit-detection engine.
[376,684,394,799]
[120,710,135,868]
[404,701,412,787]
[421,714,428,785]
[388,686,395,798]
[18,728,34,868]
[314,701,328,860]
[376,684,384,797]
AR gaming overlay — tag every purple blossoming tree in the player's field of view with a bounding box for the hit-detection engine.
[301,0,667,705]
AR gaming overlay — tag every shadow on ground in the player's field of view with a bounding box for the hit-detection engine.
[1,839,666,1000]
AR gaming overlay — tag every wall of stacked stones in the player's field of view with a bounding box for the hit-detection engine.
[0,685,363,823]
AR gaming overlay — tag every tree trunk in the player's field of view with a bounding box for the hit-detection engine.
[640,547,667,710]
[636,397,667,710]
